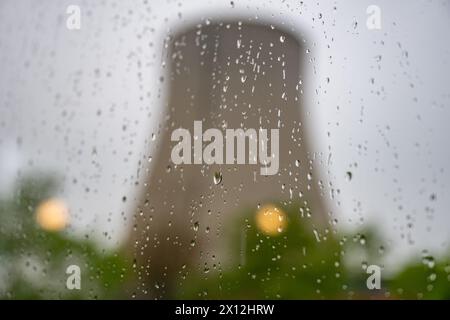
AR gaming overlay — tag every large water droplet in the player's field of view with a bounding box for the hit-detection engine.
[213,172,222,185]
[422,255,435,268]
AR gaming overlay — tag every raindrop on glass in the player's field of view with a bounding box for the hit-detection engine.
[213,172,223,185]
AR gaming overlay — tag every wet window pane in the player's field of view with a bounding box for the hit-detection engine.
[0,1,449,300]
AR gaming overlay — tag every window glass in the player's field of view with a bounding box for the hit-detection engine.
[0,0,449,300]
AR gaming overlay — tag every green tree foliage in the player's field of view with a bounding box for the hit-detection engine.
[0,173,131,299]
[177,204,450,299]
[0,176,448,299]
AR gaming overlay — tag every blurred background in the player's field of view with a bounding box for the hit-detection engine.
[0,0,449,299]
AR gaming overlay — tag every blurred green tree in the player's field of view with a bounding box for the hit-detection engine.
[0,176,448,299]
[0,173,131,299]
[177,204,450,300]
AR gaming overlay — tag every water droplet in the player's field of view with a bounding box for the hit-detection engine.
[429,273,437,282]
[422,255,435,269]
[359,235,366,245]
[279,35,285,43]
[346,171,352,181]
[213,172,222,185]
[313,229,321,242]
[193,221,199,232]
